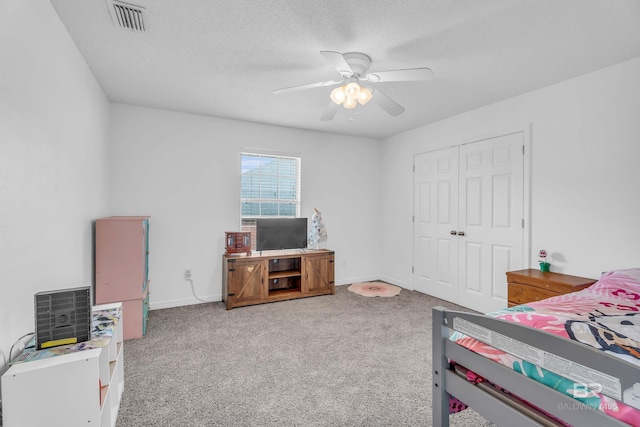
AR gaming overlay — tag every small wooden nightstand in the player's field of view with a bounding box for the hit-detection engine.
[506,268,597,307]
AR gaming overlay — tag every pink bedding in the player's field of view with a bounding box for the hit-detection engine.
[451,268,640,426]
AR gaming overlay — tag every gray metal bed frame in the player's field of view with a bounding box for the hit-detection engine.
[432,306,640,427]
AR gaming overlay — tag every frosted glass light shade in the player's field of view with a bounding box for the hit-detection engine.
[343,97,357,109]
[330,86,346,104]
[344,82,361,100]
[357,87,373,105]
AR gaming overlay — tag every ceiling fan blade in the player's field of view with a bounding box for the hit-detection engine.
[320,51,353,76]
[320,101,340,121]
[365,67,433,83]
[371,88,405,116]
[273,79,342,95]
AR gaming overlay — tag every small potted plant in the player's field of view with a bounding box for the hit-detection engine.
[539,249,550,272]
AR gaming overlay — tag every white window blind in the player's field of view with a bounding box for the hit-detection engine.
[240,152,301,222]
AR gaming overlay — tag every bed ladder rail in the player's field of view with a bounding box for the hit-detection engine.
[432,306,634,427]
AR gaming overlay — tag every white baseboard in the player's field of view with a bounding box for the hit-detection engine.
[149,276,412,310]
[150,294,222,310]
[335,275,379,286]
[377,275,412,290]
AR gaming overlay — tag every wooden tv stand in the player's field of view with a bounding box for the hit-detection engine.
[222,249,335,310]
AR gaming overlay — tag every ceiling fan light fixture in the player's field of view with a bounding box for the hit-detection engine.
[343,97,357,109]
[330,86,346,104]
[276,50,431,120]
[357,87,373,105]
[344,82,361,100]
[328,83,373,111]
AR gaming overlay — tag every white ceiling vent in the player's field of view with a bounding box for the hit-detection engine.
[107,0,146,32]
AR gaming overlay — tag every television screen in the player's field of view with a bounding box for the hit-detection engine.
[256,218,307,251]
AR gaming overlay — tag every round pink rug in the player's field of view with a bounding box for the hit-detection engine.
[347,282,402,297]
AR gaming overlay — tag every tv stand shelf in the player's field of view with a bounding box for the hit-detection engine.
[222,249,334,310]
[269,270,301,279]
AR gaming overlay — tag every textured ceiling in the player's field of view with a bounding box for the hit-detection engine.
[50,0,640,139]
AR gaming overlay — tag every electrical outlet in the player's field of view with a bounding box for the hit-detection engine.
[185,269,192,280]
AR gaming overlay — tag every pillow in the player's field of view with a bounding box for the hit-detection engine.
[590,268,640,294]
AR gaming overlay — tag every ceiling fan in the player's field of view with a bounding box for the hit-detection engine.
[273,51,433,121]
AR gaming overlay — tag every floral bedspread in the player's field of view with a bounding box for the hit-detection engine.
[451,268,640,426]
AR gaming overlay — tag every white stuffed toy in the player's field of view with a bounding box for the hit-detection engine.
[308,208,327,249]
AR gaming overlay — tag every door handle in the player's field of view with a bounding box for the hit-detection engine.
[450,230,457,235]
[457,231,465,236]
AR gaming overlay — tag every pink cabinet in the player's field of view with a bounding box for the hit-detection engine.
[96,216,150,339]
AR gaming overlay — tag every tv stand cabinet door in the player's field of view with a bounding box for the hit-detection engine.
[226,258,266,309]
[302,252,335,295]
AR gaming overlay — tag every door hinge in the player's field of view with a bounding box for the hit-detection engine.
[412,164,415,172]
[228,293,235,297]
[522,145,525,155]
[412,266,414,273]
[522,218,525,228]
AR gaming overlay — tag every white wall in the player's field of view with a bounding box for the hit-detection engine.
[108,104,382,308]
[381,57,640,287]
[0,1,110,370]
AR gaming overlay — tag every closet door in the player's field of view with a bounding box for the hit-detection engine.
[457,132,525,313]
[413,131,525,313]
[413,147,459,301]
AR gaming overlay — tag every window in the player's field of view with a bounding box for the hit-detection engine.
[241,152,301,247]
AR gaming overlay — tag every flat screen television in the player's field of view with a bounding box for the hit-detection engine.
[256,218,307,251]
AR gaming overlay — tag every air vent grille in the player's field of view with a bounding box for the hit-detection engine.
[109,1,145,32]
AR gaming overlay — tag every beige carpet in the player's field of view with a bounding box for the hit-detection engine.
[348,281,402,297]
[116,285,495,426]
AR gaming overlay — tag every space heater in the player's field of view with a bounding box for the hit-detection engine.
[34,286,92,349]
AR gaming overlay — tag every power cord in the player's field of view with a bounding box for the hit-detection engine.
[188,278,209,303]
[9,332,35,363]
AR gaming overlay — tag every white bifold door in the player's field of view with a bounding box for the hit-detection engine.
[413,131,525,313]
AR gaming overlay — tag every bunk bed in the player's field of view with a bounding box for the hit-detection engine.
[432,268,640,426]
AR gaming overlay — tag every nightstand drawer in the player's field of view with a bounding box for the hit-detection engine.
[508,283,558,306]
[506,269,596,307]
